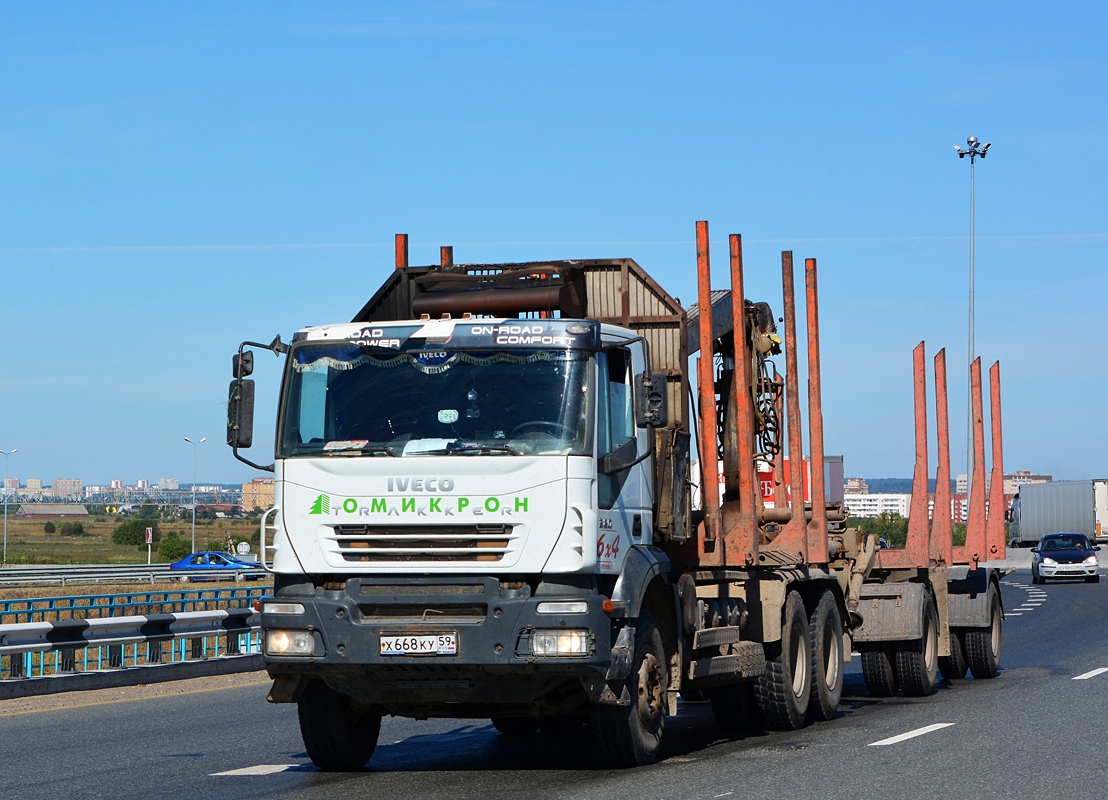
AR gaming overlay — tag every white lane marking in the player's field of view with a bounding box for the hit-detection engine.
[868,723,955,746]
[714,793,734,798]
[1074,668,1108,681]
[211,765,300,776]
[1006,613,1023,616]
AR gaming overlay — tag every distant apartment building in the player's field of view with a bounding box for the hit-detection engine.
[242,478,275,512]
[50,478,83,498]
[26,478,42,491]
[3,477,17,490]
[1003,471,1051,495]
[109,479,124,490]
[842,493,911,518]
[157,478,179,490]
[844,477,869,494]
[136,479,150,490]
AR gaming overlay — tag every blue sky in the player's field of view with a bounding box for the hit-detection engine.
[1,2,1105,486]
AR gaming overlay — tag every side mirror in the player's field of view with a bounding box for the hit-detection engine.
[233,350,254,378]
[227,379,255,448]
[634,372,668,427]
[1030,547,1039,554]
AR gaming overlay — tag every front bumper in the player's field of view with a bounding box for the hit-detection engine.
[1039,562,1099,578]
[261,576,615,708]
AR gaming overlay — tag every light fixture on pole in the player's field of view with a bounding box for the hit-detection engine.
[184,437,206,554]
[1,448,16,565]
[953,135,991,504]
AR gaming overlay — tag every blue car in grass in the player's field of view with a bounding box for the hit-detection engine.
[169,551,264,582]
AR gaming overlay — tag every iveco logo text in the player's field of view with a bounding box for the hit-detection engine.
[387,477,455,492]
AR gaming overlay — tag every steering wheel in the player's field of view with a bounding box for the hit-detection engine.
[510,421,570,439]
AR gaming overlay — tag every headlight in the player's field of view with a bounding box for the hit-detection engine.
[1042,557,1058,565]
[1084,555,1099,565]
[529,629,591,657]
[266,629,315,656]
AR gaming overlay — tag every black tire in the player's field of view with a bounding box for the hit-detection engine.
[753,590,811,730]
[938,629,968,681]
[298,680,382,771]
[491,717,538,736]
[590,611,668,767]
[1030,565,1039,584]
[895,598,939,696]
[806,590,844,722]
[861,646,899,697]
[708,682,760,737]
[965,590,1002,679]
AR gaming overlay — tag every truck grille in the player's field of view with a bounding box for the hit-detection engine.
[328,524,516,564]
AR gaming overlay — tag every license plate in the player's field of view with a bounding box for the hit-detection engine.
[380,632,458,656]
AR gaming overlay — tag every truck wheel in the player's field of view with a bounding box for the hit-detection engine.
[807,590,843,721]
[491,717,538,736]
[753,590,810,730]
[965,591,1002,679]
[708,682,760,737]
[895,598,939,696]
[590,611,667,767]
[298,680,381,771]
[938,629,968,680]
[861,646,899,697]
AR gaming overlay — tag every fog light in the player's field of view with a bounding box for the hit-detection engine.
[536,601,589,615]
[530,629,590,657]
[264,602,305,615]
[266,629,315,656]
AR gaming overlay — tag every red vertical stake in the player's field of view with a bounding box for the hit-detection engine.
[962,358,987,567]
[695,221,721,564]
[440,246,454,266]
[986,362,1006,561]
[932,350,954,565]
[722,233,758,566]
[765,251,807,563]
[395,234,409,270]
[805,257,828,564]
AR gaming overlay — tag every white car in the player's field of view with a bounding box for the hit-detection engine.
[1031,533,1101,584]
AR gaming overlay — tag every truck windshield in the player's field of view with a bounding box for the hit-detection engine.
[278,343,590,457]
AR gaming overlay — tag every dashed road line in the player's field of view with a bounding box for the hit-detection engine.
[869,723,955,746]
[1073,668,1108,681]
[211,765,301,776]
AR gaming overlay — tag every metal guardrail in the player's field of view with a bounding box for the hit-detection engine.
[0,609,263,700]
[0,586,270,624]
[0,563,268,587]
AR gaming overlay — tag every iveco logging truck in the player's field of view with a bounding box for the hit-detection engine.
[226,222,1008,769]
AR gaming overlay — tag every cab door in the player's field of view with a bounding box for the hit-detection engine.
[595,343,653,574]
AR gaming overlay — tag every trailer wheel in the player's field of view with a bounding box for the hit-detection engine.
[753,590,810,730]
[938,629,968,680]
[491,717,538,736]
[298,680,381,771]
[807,590,843,721]
[895,598,939,696]
[965,591,1002,679]
[590,611,667,767]
[860,646,899,697]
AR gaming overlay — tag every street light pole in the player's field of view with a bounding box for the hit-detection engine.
[184,437,207,553]
[953,136,991,504]
[1,448,17,565]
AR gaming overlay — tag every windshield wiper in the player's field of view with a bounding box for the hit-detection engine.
[407,440,522,456]
[312,445,397,457]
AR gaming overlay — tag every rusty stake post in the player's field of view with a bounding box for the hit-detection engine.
[956,358,987,567]
[763,251,807,564]
[932,349,954,565]
[804,257,828,564]
[395,233,409,270]
[721,233,759,566]
[695,221,722,562]
[440,245,454,266]
[986,362,1006,561]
